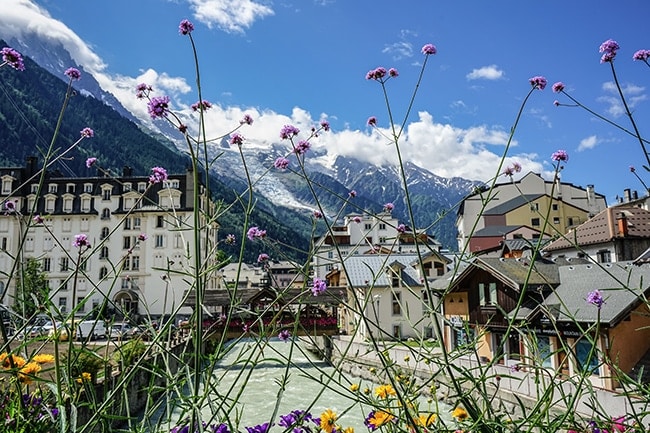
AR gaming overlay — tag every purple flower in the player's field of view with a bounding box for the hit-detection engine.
[138,233,148,241]
[73,233,90,248]
[274,157,290,170]
[383,202,394,212]
[320,120,330,131]
[191,100,212,111]
[349,190,357,198]
[353,216,362,223]
[388,68,399,77]
[179,19,195,35]
[4,201,15,212]
[587,289,604,309]
[552,82,565,93]
[600,39,620,63]
[503,166,515,177]
[135,83,152,99]
[630,165,636,173]
[366,67,387,80]
[278,329,291,342]
[225,234,236,245]
[311,278,327,296]
[633,49,650,61]
[396,224,406,234]
[240,114,254,125]
[554,100,560,107]
[280,125,300,140]
[86,157,97,168]
[367,116,377,126]
[229,133,244,146]
[247,226,267,241]
[512,162,522,172]
[421,43,437,55]
[294,140,311,155]
[257,253,270,263]
[313,210,323,219]
[243,323,250,333]
[80,127,94,138]
[64,67,81,81]
[245,423,271,433]
[1,47,25,71]
[33,214,43,224]
[149,166,168,184]
[147,95,170,119]
[551,150,569,162]
[529,76,547,90]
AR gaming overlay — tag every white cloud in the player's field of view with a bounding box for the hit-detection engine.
[186,0,274,33]
[466,65,504,81]
[578,135,598,152]
[382,41,414,60]
[599,81,647,117]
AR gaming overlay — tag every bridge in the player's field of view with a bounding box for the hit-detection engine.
[183,286,347,340]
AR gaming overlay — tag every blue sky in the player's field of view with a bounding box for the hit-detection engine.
[2,0,650,204]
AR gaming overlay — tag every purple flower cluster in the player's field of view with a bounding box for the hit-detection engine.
[136,83,153,99]
[529,76,547,90]
[229,133,244,146]
[191,100,212,111]
[600,39,620,63]
[293,140,311,155]
[274,157,290,170]
[313,210,323,219]
[587,289,604,309]
[86,157,97,168]
[352,216,362,223]
[366,67,387,81]
[80,127,94,138]
[319,119,330,131]
[149,166,168,184]
[276,410,319,433]
[64,67,81,81]
[178,19,195,35]
[348,190,357,198]
[138,233,148,242]
[147,95,170,119]
[633,49,650,61]
[503,162,522,177]
[240,114,254,125]
[421,43,437,55]
[245,423,270,433]
[171,422,229,433]
[278,329,291,342]
[73,233,90,248]
[552,82,565,93]
[280,125,300,140]
[246,226,267,241]
[367,116,377,126]
[311,278,327,296]
[396,224,406,234]
[257,253,269,263]
[383,202,395,212]
[551,150,569,162]
[1,47,25,71]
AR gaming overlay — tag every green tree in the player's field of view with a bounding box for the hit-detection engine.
[13,257,49,319]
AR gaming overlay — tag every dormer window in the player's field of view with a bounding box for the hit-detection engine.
[1,178,12,195]
[48,184,58,194]
[123,183,132,192]
[84,183,93,193]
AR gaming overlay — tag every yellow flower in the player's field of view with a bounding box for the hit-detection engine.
[374,384,396,399]
[416,413,437,427]
[320,409,337,433]
[1,353,26,369]
[403,355,410,362]
[451,407,469,421]
[76,372,92,384]
[363,387,371,395]
[32,354,55,364]
[349,383,359,392]
[343,427,354,433]
[18,362,41,384]
[366,410,394,429]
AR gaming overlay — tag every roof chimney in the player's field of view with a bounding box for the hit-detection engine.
[624,188,631,203]
[617,212,629,237]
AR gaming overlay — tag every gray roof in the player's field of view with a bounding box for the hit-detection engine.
[539,262,650,326]
[472,225,530,237]
[342,254,422,287]
[483,194,543,215]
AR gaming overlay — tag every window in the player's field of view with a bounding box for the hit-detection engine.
[552,203,559,211]
[102,188,111,200]
[364,223,372,230]
[80,217,90,231]
[59,279,68,291]
[48,184,57,193]
[59,257,69,272]
[84,183,93,193]
[44,236,53,251]
[133,217,141,229]
[99,267,108,279]
[58,297,67,312]
[392,292,401,315]
[575,338,600,375]
[553,217,560,224]
[530,203,539,211]
[597,250,611,263]
[123,256,131,271]
[81,197,91,212]
[531,218,540,227]
[479,282,497,306]
[76,297,85,312]
[155,235,165,248]
[63,197,73,212]
[66,184,75,193]
[0,237,6,250]
[100,227,109,240]
[31,184,39,194]
[131,255,140,270]
[62,218,72,232]
[25,236,34,252]
[124,218,132,230]
[391,270,400,288]
[45,197,55,213]
[379,223,386,230]
[392,325,402,339]
[123,236,131,250]
[123,183,132,192]
[100,246,109,260]
[156,215,164,228]
[121,278,130,289]
[379,237,387,243]
[101,208,110,219]
[174,234,183,249]
[2,179,11,194]
[43,257,51,272]
[535,335,553,368]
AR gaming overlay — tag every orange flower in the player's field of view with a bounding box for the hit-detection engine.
[32,354,55,364]
[451,407,469,421]
[415,413,437,427]
[18,362,41,383]
[374,384,396,399]
[1,353,26,369]
[320,409,337,433]
[76,372,92,384]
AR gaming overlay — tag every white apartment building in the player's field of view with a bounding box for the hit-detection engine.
[0,157,217,321]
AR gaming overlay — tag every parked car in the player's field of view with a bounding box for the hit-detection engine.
[125,325,152,341]
[42,321,75,341]
[75,319,107,341]
[109,323,132,340]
